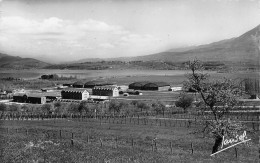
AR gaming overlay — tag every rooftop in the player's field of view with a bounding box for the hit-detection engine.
[62,88,89,93]
[93,85,118,90]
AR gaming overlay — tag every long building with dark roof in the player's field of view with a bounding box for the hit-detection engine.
[13,93,47,104]
[84,81,114,88]
[72,81,84,88]
[61,88,89,100]
[128,82,149,90]
[92,86,119,97]
[128,82,170,91]
[142,82,170,91]
[27,94,47,104]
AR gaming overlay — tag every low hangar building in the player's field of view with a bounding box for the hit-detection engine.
[142,82,170,91]
[128,82,149,90]
[128,82,170,91]
[27,94,47,104]
[72,81,85,88]
[13,93,46,104]
[84,81,114,88]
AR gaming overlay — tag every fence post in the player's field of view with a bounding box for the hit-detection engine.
[26,129,28,135]
[131,138,134,149]
[7,128,9,134]
[188,120,191,128]
[151,141,154,151]
[59,130,62,139]
[71,132,74,146]
[170,142,173,154]
[234,147,238,158]
[87,135,89,144]
[191,143,194,154]
[100,138,103,147]
[115,136,118,148]
[153,139,157,151]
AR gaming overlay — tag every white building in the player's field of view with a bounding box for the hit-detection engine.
[61,89,89,100]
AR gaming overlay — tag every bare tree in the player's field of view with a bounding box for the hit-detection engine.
[184,59,244,154]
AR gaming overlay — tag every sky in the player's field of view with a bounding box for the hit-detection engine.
[0,0,260,63]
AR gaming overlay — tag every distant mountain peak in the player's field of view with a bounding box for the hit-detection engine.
[66,24,260,64]
[238,24,260,40]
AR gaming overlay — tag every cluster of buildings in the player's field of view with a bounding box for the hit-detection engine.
[12,81,121,104]
[11,80,174,105]
[0,91,13,99]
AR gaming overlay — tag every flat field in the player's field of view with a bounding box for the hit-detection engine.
[0,69,257,89]
[0,118,259,163]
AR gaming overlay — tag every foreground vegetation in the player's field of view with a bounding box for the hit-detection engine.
[0,118,259,163]
[1,59,260,162]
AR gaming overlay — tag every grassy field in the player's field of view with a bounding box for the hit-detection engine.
[1,69,257,93]
[0,69,256,84]
[0,118,259,163]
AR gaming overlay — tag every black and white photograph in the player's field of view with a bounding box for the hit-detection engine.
[0,0,259,162]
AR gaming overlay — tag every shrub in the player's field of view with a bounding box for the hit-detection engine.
[175,92,194,113]
[152,101,166,115]
[0,103,8,111]
[41,103,54,114]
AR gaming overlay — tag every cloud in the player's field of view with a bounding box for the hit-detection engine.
[0,16,64,35]
[0,16,126,35]
[0,16,158,47]
[119,34,159,48]
[79,19,123,32]
[0,16,160,61]
[99,43,115,49]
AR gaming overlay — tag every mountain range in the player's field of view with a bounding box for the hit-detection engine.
[71,24,260,64]
[0,24,259,69]
[0,53,50,69]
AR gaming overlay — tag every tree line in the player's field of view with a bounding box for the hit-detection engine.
[0,99,188,116]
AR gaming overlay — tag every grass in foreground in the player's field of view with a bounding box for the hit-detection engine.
[0,119,259,163]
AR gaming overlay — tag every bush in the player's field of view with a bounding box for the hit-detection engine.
[41,103,54,114]
[78,101,90,114]
[151,101,166,115]
[0,103,8,111]
[175,93,194,113]
[8,104,20,112]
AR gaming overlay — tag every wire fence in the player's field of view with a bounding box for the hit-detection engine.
[0,111,259,131]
